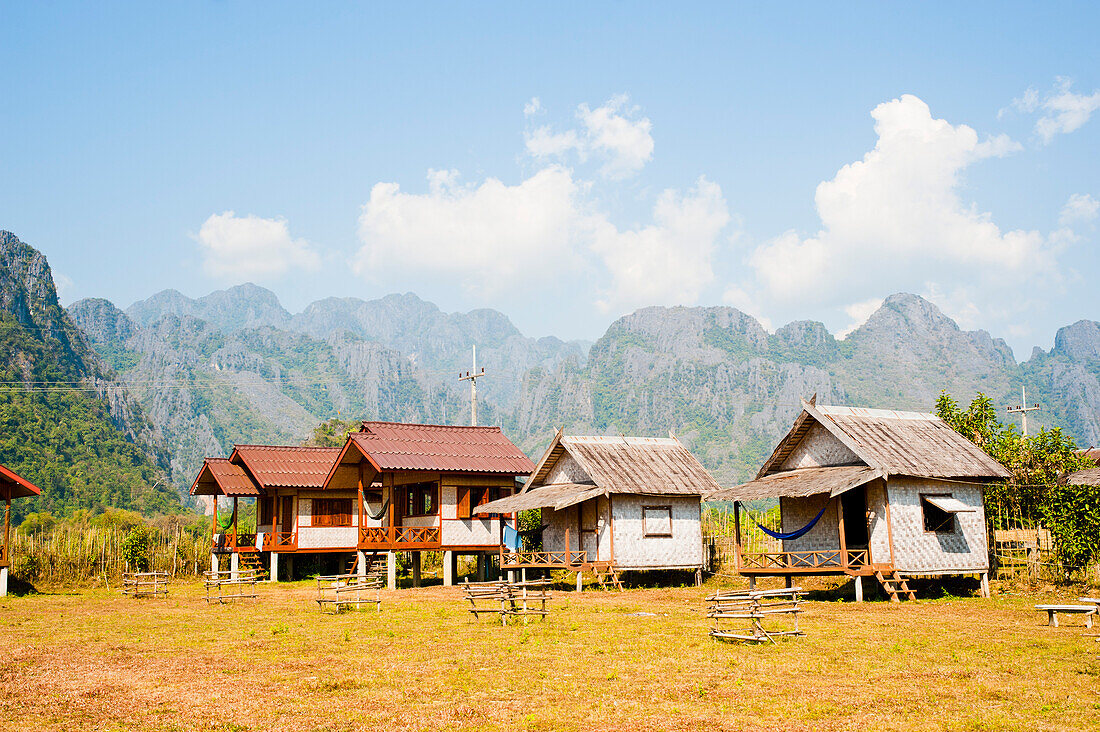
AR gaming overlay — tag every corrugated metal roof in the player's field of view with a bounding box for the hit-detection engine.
[190,458,262,497]
[232,445,342,488]
[708,466,881,501]
[553,435,722,496]
[759,402,1010,480]
[349,422,535,475]
[0,463,42,500]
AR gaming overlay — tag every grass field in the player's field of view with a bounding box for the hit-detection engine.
[1,577,1098,731]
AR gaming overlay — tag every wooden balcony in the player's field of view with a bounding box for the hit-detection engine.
[265,532,297,551]
[738,549,872,575]
[358,526,441,550]
[211,532,261,554]
[0,541,8,568]
[499,550,600,570]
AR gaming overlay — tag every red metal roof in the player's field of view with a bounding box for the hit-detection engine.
[0,463,42,500]
[190,458,262,497]
[231,445,342,489]
[348,422,535,475]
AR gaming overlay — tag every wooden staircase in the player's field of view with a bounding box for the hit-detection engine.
[593,565,624,591]
[874,568,915,602]
[345,552,384,581]
[238,552,268,580]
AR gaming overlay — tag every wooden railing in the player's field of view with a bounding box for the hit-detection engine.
[271,532,297,551]
[358,526,441,549]
[499,550,589,568]
[738,549,872,572]
[0,541,7,567]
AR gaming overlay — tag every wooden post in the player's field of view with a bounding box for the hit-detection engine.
[357,462,365,548]
[980,572,990,599]
[385,473,395,547]
[412,551,421,587]
[733,501,743,571]
[3,497,10,566]
[883,478,896,568]
[837,496,848,569]
[231,497,239,551]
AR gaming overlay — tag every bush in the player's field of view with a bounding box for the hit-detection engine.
[18,512,56,535]
[121,526,152,571]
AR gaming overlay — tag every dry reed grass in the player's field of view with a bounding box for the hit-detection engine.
[1,575,1098,731]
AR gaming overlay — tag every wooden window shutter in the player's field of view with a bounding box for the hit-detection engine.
[457,487,471,519]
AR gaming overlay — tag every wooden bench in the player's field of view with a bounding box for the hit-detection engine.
[315,573,382,613]
[707,587,805,644]
[203,569,260,604]
[462,578,553,625]
[122,572,169,599]
[1035,604,1096,628]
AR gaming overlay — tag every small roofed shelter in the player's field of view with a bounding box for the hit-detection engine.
[324,422,536,589]
[1,463,42,597]
[1065,467,1100,486]
[479,431,722,586]
[707,400,1010,601]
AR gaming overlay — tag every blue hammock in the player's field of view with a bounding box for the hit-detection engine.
[751,500,830,541]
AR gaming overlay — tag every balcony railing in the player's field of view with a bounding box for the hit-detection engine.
[499,550,589,568]
[738,549,871,573]
[358,526,440,550]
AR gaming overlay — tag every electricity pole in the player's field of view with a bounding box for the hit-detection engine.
[1007,385,1041,436]
[459,345,487,426]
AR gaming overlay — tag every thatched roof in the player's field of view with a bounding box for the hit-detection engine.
[758,402,1010,480]
[707,466,881,502]
[1066,467,1100,486]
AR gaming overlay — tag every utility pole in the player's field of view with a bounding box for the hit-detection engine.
[458,345,487,426]
[1007,385,1041,436]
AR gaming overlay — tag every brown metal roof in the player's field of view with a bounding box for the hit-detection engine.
[1066,467,1100,486]
[708,466,882,502]
[0,463,42,500]
[190,458,262,497]
[534,434,721,496]
[760,403,1010,480]
[231,445,342,489]
[346,422,535,475]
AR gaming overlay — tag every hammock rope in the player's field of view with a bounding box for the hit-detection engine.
[748,500,831,541]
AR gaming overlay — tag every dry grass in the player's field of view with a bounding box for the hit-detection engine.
[1,576,1098,731]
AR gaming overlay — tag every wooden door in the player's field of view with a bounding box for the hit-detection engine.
[280,496,294,535]
[580,499,600,561]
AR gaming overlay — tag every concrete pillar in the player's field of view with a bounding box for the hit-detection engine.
[211,553,219,575]
[521,568,527,583]
[387,551,397,591]
[356,550,367,580]
[0,567,8,597]
[576,571,583,592]
[443,551,455,586]
[412,552,421,588]
[854,575,864,603]
[748,576,756,590]
[269,552,279,583]
[696,568,703,587]
[980,572,990,599]
[230,552,240,580]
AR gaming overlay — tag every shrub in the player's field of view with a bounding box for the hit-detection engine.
[121,525,152,571]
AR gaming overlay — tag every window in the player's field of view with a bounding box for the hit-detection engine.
[920,494,957,534]
[642,505,673,537]
[457,486,510,519]
[403,482,438,517]
[257,497,274,526]
[313,498,353,527]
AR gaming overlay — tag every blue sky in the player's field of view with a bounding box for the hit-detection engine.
[1,3,1098,357]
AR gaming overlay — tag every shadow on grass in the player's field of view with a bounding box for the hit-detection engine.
[802,574,984,602]
[6,576,42,596]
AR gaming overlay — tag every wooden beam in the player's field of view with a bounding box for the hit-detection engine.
[837,495,847,569]
[3,497,10,566]
[733,501,743,571]
[883,478,896,568]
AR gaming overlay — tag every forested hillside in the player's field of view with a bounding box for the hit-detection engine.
[0,232,182,522]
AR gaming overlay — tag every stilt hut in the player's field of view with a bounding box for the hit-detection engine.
[479,431,722,587]
[707,399,1010,601]
[1,463,42,597]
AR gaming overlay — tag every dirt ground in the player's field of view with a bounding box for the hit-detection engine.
[1,575,1097,731]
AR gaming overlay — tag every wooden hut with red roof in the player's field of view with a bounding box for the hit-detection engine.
[1,463,42,597]
[191,422,534,588]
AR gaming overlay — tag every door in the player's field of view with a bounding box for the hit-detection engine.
[580,499,600,561]
[280,496,294,535]
[841,488,869,548]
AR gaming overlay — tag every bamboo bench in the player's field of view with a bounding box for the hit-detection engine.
[122,571,169,599]
[203,569,260,604]
[462,578,553,625]
[707,587,805,644]
[1035,604,1096,628]
[316,573,382,613]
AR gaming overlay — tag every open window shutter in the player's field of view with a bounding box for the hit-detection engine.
[457,487,471,519]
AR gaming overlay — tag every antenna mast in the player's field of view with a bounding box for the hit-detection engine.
[1007,385,1041,436]
[458,345,487,426]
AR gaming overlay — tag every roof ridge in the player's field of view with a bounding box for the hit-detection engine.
[359,421,503,432]
[233,444,341,452]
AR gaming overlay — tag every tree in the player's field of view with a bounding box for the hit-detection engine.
[936,391,1097,571]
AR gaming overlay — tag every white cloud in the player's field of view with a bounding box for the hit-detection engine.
[525,95,654,178]
[195,211,320,279]
[836,297,884,339]
[53,272,74,303]
[354,166,587,294]
[1035,78,1100,143]
[1060,193,1099,226]
[745,94,1045,307]
[591,176,729,311]
[722,285,773,332]
[524,97,543,118]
